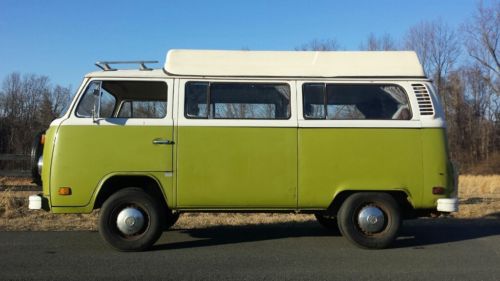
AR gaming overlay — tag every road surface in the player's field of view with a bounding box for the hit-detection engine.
[0,218,499,280]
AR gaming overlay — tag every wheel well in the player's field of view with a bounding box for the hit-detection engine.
[327,190,414,218]
[93,175,168,210]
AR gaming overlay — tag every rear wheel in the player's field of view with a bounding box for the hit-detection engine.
[337,192,401,249]
[99,188,164,251]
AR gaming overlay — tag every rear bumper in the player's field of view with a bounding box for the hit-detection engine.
[437,198,459,213]
[28,194,50,211]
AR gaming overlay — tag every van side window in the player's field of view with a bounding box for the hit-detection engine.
[185,82,291,119]
[303,83,412,120]
[75,80,167,119]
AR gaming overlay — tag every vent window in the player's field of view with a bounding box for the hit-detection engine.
[412,84,434,116]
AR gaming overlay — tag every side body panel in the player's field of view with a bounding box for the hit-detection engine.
[298,128,423,208]
[50,125,173,208]
[421,128,454,208]
[176,126,297,208]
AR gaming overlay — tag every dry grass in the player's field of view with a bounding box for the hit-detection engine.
[175,213,313,229]
[0,190,99,231]
[455,175,500,218]
[0,176,34,187]
[0,175,498,231]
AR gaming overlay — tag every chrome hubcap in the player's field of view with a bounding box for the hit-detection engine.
[116,207,145,235]
[357,206,385,233]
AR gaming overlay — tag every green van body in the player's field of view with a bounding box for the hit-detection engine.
[29,50,460,250]
[40,81,453,215]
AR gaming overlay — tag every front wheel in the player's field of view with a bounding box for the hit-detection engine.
[99,188,164,251]
[337,192,401,249]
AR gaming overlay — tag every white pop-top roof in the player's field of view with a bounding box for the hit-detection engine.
[164,49,426,78]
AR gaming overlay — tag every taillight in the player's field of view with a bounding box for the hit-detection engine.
[432,187,445,195]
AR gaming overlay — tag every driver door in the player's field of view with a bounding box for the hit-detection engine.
[50,78,174,207]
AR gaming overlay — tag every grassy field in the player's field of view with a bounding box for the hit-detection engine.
[454,175,500,218]
[0,175,499,231]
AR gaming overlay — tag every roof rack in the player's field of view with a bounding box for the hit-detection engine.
[95,61,159,71]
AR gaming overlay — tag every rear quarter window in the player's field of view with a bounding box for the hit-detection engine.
[303,83,412,120]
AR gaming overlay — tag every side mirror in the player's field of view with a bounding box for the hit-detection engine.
[92,87,101,123]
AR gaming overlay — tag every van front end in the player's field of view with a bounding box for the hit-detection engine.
[28,124,58,211]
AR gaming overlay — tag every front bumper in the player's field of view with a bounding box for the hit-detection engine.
[28,194,49,211]
[437,198,459,213]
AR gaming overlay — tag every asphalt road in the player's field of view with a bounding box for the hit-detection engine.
[1,218,499,281]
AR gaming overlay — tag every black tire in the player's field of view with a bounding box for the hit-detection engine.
[314,213,339,233]
[99,188,164,251]
[30,131,45,186]
[337,192,401,249]
[164,211,180,230]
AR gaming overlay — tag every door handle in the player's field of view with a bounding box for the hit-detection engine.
[152,138,175,145]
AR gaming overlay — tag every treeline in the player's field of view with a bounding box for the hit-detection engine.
[297,1,499,173]
[0,1,498,174]
[0,73,71,156]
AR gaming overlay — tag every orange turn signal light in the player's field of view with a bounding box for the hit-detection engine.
[58,187,72,195]
[40,134,46,145]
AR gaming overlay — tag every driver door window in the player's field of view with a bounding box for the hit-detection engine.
[75,80,167,119]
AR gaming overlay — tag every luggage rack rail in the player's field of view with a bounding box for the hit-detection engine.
[95,61,159,71]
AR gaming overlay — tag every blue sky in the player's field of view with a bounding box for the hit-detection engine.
[0,0,487,89]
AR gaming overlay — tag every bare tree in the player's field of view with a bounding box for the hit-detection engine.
[359,33,399,51]
[295,39,340,51]
[405,20,461,77]
[462,0,499,95]
[458,0,500,171]
[445,66,497,168]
